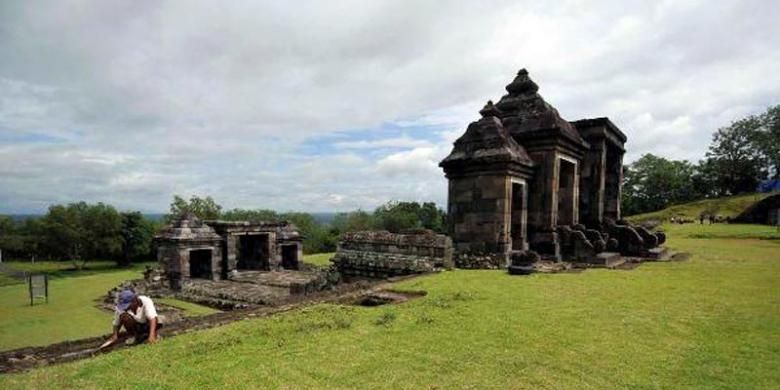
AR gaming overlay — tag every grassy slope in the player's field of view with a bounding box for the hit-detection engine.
[0,263,217,351]
[626,192,776,224]
[0,254,335,350]
[2,224,779,388]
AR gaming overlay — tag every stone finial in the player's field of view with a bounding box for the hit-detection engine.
[505,68,539,95]
[479,100,502,118]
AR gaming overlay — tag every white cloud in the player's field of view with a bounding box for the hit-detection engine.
[0,0,778,213]
[334,137,433,150]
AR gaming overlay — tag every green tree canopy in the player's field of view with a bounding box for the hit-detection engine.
[167,195,223,221]
[622,154,701,216]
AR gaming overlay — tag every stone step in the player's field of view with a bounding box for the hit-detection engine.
[644,246,670,261]
[592,252,624,268]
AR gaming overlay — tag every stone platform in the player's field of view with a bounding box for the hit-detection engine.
[591,252,624,268]
[643,246,671,261]
[178,270,327,308]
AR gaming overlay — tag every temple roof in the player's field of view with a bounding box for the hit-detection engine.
[154,212,222,242]
[440,101,533,169]
[572,117,628,143]
[494,69,587,147]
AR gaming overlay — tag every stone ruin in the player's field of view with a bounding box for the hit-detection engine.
[147,213,334,308]
[331,230,453,279]
[439,69,667,270]
[155,213,303,288]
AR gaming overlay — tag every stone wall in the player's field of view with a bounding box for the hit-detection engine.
[448,175,513,254]
[332,230,453,279]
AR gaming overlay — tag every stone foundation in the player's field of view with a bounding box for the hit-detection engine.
[332,230,453,279]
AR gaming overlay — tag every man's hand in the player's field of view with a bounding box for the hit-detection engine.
[147,316,158,344]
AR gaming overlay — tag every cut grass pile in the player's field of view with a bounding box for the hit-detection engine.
[626,192,775,224]
[2,224,779,388]
[0,263,216,351]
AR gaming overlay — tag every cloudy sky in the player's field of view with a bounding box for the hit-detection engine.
[1,0,778,214]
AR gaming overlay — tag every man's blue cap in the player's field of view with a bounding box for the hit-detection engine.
[117,289,135,311]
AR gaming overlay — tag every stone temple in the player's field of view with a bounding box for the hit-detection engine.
[155,213,303,288]
[440,69,664,266]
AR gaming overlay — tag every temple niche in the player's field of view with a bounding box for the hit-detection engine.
[440,69,664,266]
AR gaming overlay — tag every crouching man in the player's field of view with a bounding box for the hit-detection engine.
[105,289,162,347]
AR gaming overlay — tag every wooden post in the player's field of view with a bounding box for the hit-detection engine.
[28,275,33,306]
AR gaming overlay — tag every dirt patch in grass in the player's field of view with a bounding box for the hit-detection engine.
[670,252,691,262]
[347,290,427,307]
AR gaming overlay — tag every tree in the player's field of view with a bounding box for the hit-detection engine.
[41,203,88,267]
[622,154,701,216]
[0,215,25,260]
[281,212,336,254]
[374,201,422,232]
[331,210,375,233]
[372,201,447,233]
[119,212,155,266]
[703,115,767,195]
[38,202,123,268]
[419,202,446,233]
[167,195,223,221]
[81,202,123,261]
[757,105,780,179]
[222,208,280,222]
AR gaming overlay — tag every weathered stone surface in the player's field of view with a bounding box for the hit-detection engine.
[656,231,667,245]
[636,226,659,248]
[154,214,304,289]
[612,225,645,255]
[333,230,453,278]
[454,252,507,269]
[510,250,541,266]
[606,238,619,252]
[439,68,633,263]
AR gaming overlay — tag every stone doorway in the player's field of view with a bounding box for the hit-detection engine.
[281,245,299,270]
[238,234,271,271]
[189,249,213,279]
[510,180,527,251]
[557,158,577,226]
[604,145,622,220]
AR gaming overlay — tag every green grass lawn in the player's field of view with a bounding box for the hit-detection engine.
[626,192,776,224]
[1,223,778,388]
[0,260,136,287]
[0,263,216,351]
[303,252,335,267]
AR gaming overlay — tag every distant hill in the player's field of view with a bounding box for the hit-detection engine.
[5,214,41,223]
[625,192,777,223]
[310,212,337,225]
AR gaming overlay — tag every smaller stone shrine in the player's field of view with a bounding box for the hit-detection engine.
[155,213,303,289]
[332,230,454,279]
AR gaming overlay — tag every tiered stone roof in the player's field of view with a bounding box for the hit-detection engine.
[439,101,533,169]
[495,69,586,146]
